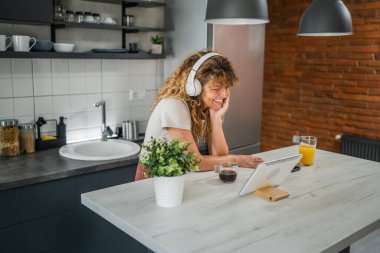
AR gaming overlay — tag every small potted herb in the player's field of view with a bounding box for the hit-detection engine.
[140,137,200,207]
[150,35,164,54]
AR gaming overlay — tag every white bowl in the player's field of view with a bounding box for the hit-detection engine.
[54,43,75,52]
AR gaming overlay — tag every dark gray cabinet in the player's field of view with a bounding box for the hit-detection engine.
[0,165,147,253]
[0,0,53,23]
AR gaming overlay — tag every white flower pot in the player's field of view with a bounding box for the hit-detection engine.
[151,44,162,55]
[154,175,185,208]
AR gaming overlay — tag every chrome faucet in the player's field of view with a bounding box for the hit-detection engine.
[94,100,107,141]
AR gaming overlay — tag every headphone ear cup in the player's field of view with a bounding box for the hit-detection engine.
[192,79,202,96]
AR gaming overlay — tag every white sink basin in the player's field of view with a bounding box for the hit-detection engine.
[59,139,140,161]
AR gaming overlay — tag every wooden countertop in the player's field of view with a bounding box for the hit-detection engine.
[82,146,380,253]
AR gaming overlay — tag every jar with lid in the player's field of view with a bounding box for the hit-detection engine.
[75,11,84,23]
[65,10,75,22]
[0,119,20,157]
[19,123,35,154]
[54,5,65,21]
[84,12,94,23]
[93,13,100,24]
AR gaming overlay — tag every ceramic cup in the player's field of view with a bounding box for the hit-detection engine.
[12,35,36,52]
[214,162,238,183]
[0,35,12,51]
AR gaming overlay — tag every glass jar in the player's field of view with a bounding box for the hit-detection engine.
[0,119,20,157]
[65,10,75,22]
[93,13,100,24]
[19,123,35,154]
[84,12,94,23]
[54,5,65,21]
[75,11,84,23]
[123,15,134,27]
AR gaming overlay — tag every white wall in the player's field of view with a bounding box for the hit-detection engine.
[163,0,208,79]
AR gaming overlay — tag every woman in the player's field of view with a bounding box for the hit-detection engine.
[135,50,263,180]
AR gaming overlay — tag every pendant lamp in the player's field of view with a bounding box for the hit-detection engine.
[298,0,353,36]
[205,0,269,25]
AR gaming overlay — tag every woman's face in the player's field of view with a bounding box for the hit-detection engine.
[201,79,229,110]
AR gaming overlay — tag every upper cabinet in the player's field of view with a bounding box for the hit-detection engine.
[0,0,53,23]
[0,0,166,59]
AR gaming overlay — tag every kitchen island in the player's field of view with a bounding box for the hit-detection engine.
[82,146,380,253]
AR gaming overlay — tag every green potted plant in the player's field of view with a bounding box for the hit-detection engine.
[150,35,163,55]
[140,137,200,207]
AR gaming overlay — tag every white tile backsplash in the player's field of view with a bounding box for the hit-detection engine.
[53,95,71,114]
[86,76,102,93]
[102,59,117,75]
[129,76,144,90]
[0,98,14,119]
[0,59,12,78]
[69,76,86,94]
[14,97,34,117]
[52,77,70,95]
[116,60,129,75]
[33,59,51,77]
[70,95,87,113]
[0,58,162,143]
[52,59,69,76]
[12,59,32,78]
[102,75,116,93]
[87,111,102,128]
[0,78,13,98]
[116,75,130,92]
[85,59,101,75]
[103,93,117,109]
[34,96,53,115]
[33,77,53,96]
[86,94,102,111]
[144,75,157,90]
[12,77,33,97]
[69,59,86,76]
[116,92,130,108]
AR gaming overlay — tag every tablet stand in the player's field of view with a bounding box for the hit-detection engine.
[255,187,289,202]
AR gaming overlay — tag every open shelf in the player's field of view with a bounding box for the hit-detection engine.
[124,1,166,8]
[0,51,165,59]
[52,22,165,33]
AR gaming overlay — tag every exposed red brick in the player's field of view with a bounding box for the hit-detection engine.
[262,0,380,153]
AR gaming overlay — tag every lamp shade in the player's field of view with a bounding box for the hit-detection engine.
[298,0,353,36]
[205,0,269,25]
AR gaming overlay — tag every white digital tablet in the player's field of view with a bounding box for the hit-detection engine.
[238,154,302,197]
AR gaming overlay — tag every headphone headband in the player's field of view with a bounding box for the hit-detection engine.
[185,52,221,97]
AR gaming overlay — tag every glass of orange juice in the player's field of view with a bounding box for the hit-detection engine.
[299,136,317,166]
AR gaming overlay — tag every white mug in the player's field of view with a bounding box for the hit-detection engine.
[12,35,36,52]
[0,35,12,51]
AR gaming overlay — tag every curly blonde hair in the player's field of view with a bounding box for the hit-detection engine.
[153,50,238,141]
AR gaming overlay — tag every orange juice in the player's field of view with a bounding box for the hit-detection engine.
[299,145,316,165]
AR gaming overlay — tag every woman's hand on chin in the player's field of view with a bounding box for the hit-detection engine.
[210,92,230,121]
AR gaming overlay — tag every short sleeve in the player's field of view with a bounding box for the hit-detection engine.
[158,98,191,130]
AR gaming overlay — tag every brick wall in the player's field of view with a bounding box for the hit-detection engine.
[262,0,380,152]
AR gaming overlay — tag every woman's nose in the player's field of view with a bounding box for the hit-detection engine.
[220,87,228,97]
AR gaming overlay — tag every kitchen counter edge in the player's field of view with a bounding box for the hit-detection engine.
[0,147,140,191]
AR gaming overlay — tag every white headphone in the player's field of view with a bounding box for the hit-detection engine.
[185,52,221,97]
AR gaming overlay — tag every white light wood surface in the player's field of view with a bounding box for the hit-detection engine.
[81,146,380,253]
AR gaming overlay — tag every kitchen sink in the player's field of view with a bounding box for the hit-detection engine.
[59,139,140,161]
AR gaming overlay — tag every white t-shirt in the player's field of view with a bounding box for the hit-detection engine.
[143,98,191,145]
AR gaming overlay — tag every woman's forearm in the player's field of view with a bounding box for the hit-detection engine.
[208,118,229,156]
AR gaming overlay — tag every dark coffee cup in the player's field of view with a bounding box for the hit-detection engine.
[214,162,238,183]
